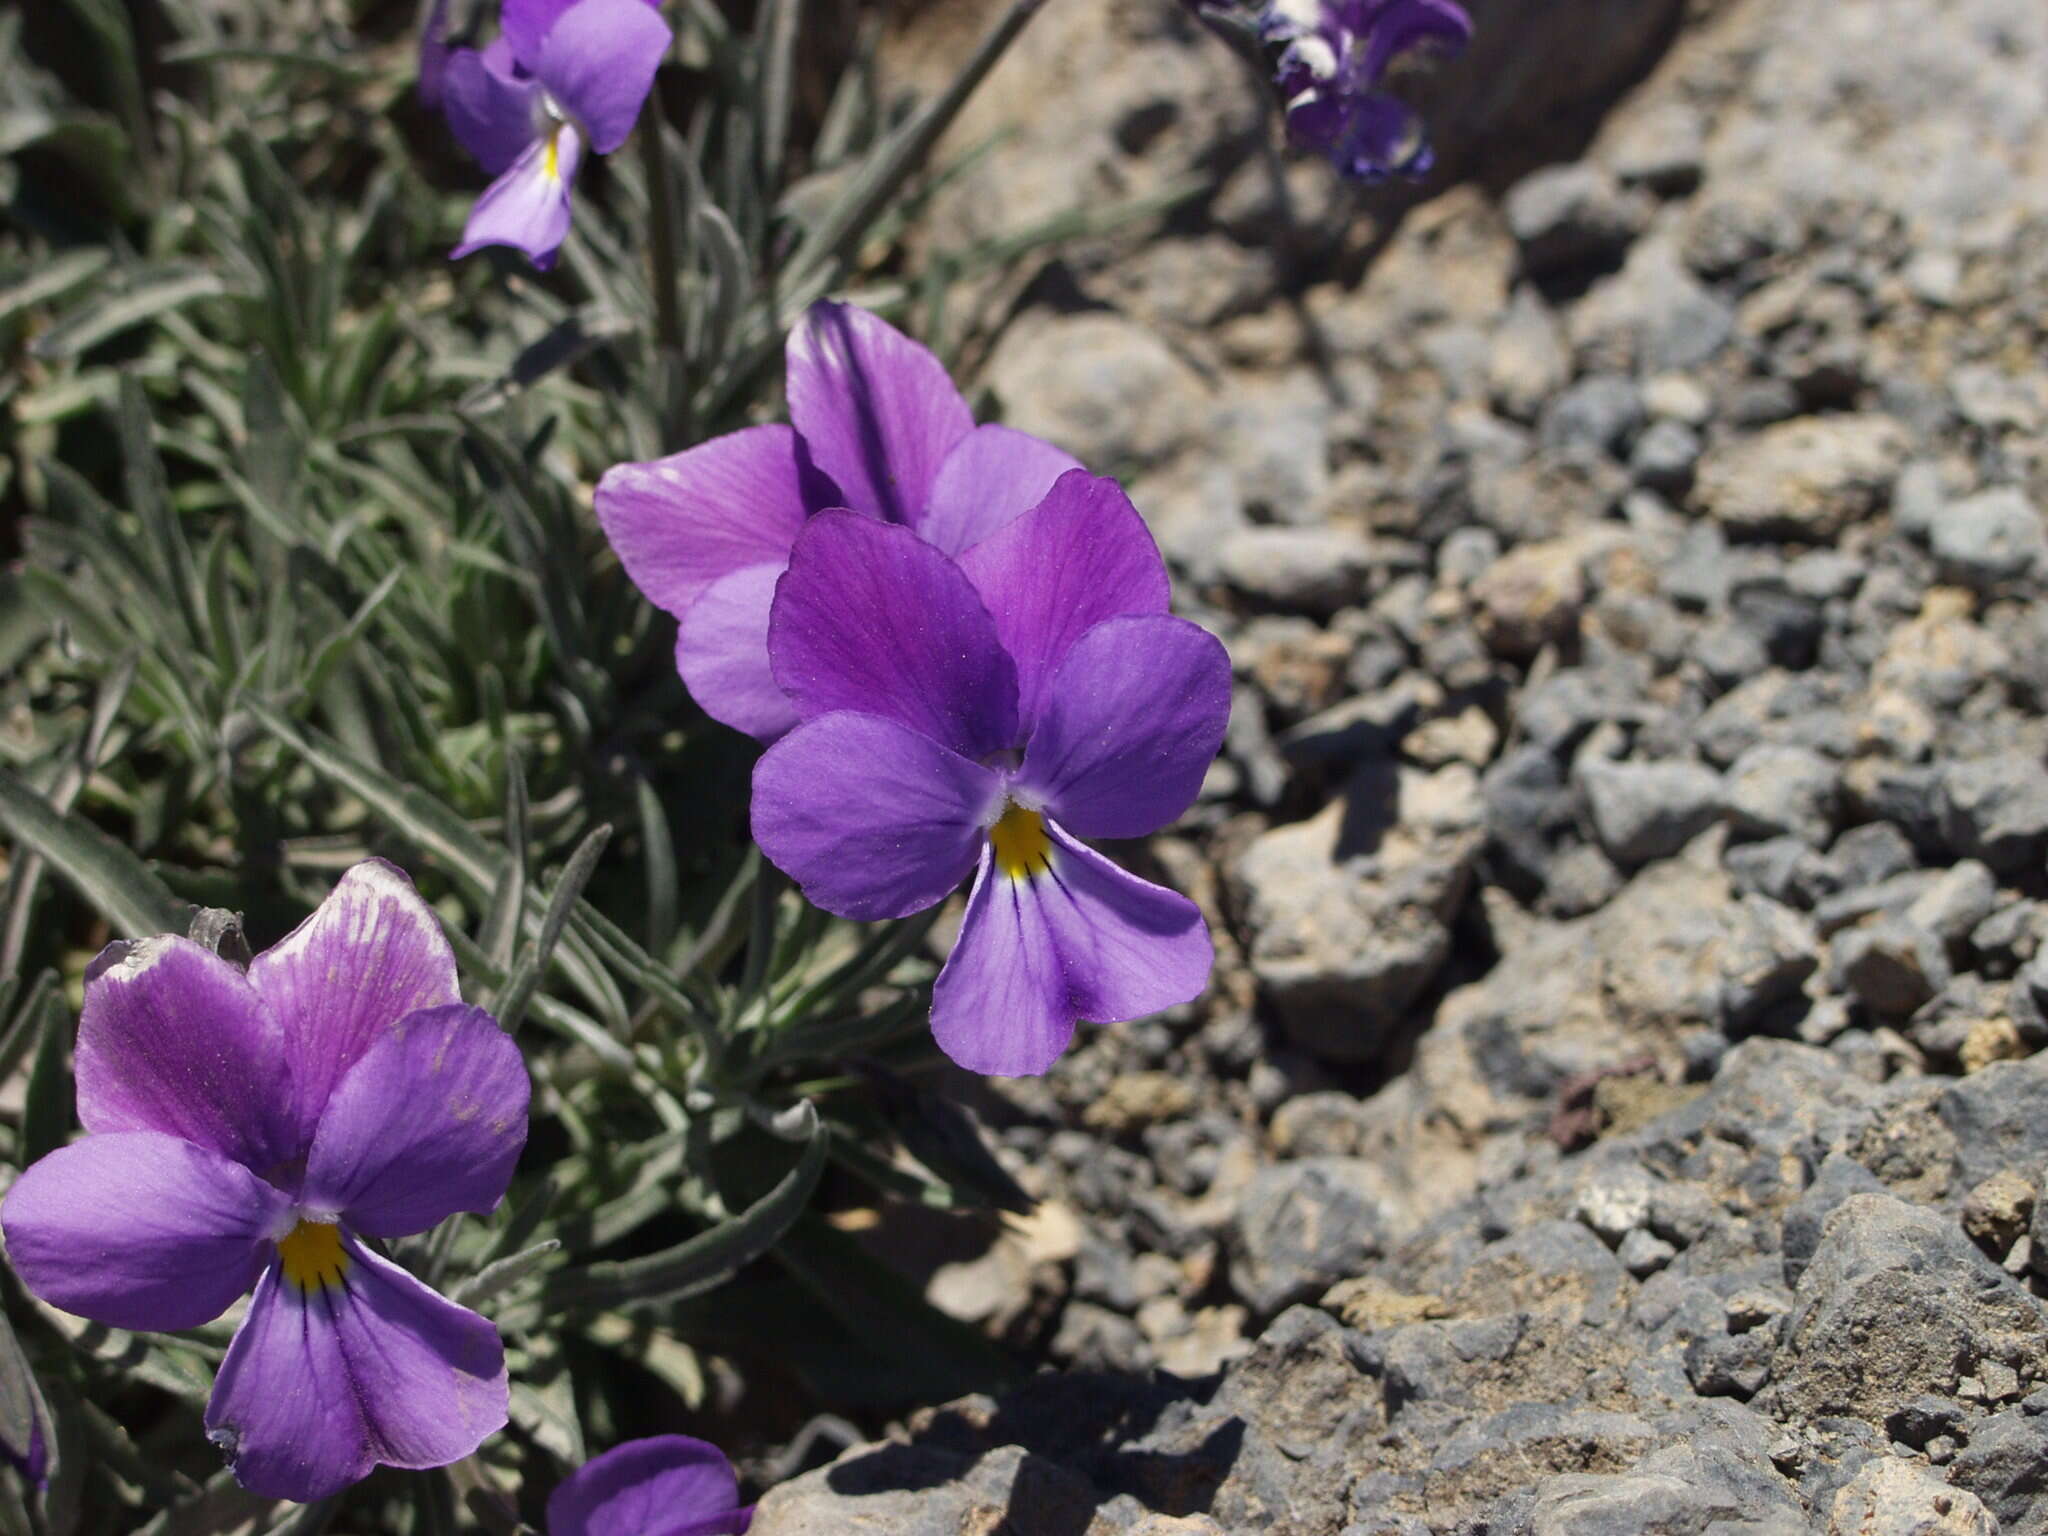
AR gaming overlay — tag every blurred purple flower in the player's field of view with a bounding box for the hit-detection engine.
[549,1436,753,1536]
[440,0,671,267]
[595,302,1081,741]
[1262,0,1471,179]
[0,862,528,1502]
[750,473,1231,1077]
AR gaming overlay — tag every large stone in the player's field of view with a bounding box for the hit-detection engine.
[983,310,1206,473]
[1226,1161,1399,1315]
[1694,414,1909,541]
[1576,758,1724,868]
[1825,1458,1997,1536]
[1773,1193,2048,1427]
[1940,752,2048,874]
[1233,763,1484,1062]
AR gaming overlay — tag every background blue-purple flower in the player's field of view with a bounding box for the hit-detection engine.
[550,1435,753,1536]
[0,862,527,1501]
[434,0,672,266]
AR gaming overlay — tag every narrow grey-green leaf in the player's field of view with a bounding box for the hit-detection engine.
[0,765,186,939]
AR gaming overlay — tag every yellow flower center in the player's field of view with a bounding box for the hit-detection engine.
[543,129,562,182]
[990,803,1052,880]
[277,1219,350,1295]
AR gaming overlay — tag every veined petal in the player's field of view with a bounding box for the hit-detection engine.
[548,1436,752,1536]
[442,43,539,176]
[1038,823,1212,1024]
[676,563,801,742]
[752,712,1000,921]
[916,424,1082,558]
[301,1005,528,1239]
[784,302,973,526]
[450,125,584,269]
[931,848,1070,1077]
[955,471,1171,730]
[595,425,827,620]
[768,512,1018,759]
[1014,614,1231,839]
[534,0,672,156]
[205,1240,507,1502]
[247,860,462,1151]
[1,1132,288,1332]
[75,935,294,1171]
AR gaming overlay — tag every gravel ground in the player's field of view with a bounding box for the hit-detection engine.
[752,0,2048,1527]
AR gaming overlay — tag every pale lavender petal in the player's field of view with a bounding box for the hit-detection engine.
[1014,614,1231,839]
[75,935,295,1171]
[677,563,801,742]
[548,1436,752,1536]
[929,850,1071,1077]
[1,1132,288,1331]
[301,1005,528,1239]
[955,471,1171,729]
[768,512,1017,759]
[205,1240,507,1501]
[596,425,830,620]
[247,860,462,1149]
[535,0,671,155]
[442,43,538,176]
[500,0,661,72]
[753,712,1000,921]
[450,125,584,269]
[1037,822,1212,1024]
[916,425,1082,558]
[784,302,973,525]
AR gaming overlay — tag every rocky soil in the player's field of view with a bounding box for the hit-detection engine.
[754,0,2048,1528]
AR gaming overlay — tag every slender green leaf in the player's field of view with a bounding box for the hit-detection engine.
[0,765,186,938]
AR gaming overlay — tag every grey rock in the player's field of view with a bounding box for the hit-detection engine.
[1719,894,1820,1031]
[1685,1329,1776,1400]
[1941,1055,2048,1190]
[1527,1470,1751,1534]
[1948,1407,2048,1530]
[747,1442,1103,1536]
[1724,836,1838,909]
[1830,822,1922,891]
[1541,374,1646,462]
[1893,459,1950,543]
[1694,414,1910,542]
[1234,765,1484,1062]
[1605,99,1706,195]
[1629,418,1701,492]
[1831,917,1953,1017]
[1472,540,1586,659]
[1774,1193,2048,1427]
[1217,527,1377,615]
[1940,753,2048,874]
[984,310,1205,472]
[1577,758,1724,868]
[1723,745,1838,847]
[1227,1161,1397,1315]
[1903,861,1999,951]
[1506,164,1649,277]
[1932,486,2046,589]
[1618,1228,1677,1277]
[1780,1154,1889,1288]
[1489,287,1573,423]
[1572,236,1735,374]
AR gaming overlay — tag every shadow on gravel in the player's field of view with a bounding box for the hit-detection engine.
[825,1369,1242,1529]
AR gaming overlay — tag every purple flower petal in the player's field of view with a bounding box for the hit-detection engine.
[419,0,454,108]
[205,1239,507,1501]
[442,41,538,175]
[955,471,1172,730]
[1038,822,1212,1025]
[768,512,1018,760]
[500,0,661,73]
[450,125,584,269]
[1013,614,1231,839]
[929,848,1070,1077]
[1358,0,1471,83]
[753,711,1000,921]
[676,563,802,742]
[74,935,294,1171]
[595,425,826,620]
[916,424,1082,558]
[548,1436,752,1536]
[534,0,671,156]
[247,860,462,1150]
[300,1005,528,1239]
[784,302,973,526]
[1,1132,288,1332]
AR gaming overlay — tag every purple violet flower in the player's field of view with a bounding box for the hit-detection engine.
[440,0,672,268]
[549,1436,754,1536]
[594,301,1082,742]
[1261,0,1471,179]
[0,861,528,1502]
[750,472,1232,1077]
